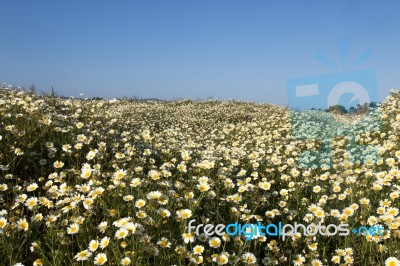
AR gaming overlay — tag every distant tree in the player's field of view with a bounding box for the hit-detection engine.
[29,84,37,95]
[354,103,369,115]
[369,102,378,108]
[50,86,58,98]
[311,107,324,111]
[327,104,348,114]
[347,102,377,114]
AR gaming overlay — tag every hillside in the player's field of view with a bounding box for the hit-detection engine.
[0,88,400,265]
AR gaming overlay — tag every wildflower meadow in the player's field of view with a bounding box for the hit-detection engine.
[0,85,400,265]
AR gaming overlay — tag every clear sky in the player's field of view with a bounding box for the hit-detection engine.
[1,0,400,105]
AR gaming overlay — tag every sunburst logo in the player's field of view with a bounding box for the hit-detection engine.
[286,40,381,169]
[317,40,376,110]
[287,40,379,110]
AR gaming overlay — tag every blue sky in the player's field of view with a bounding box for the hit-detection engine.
[1,0,400,105]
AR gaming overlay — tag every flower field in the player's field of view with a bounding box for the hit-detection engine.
[0,87,400,265]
